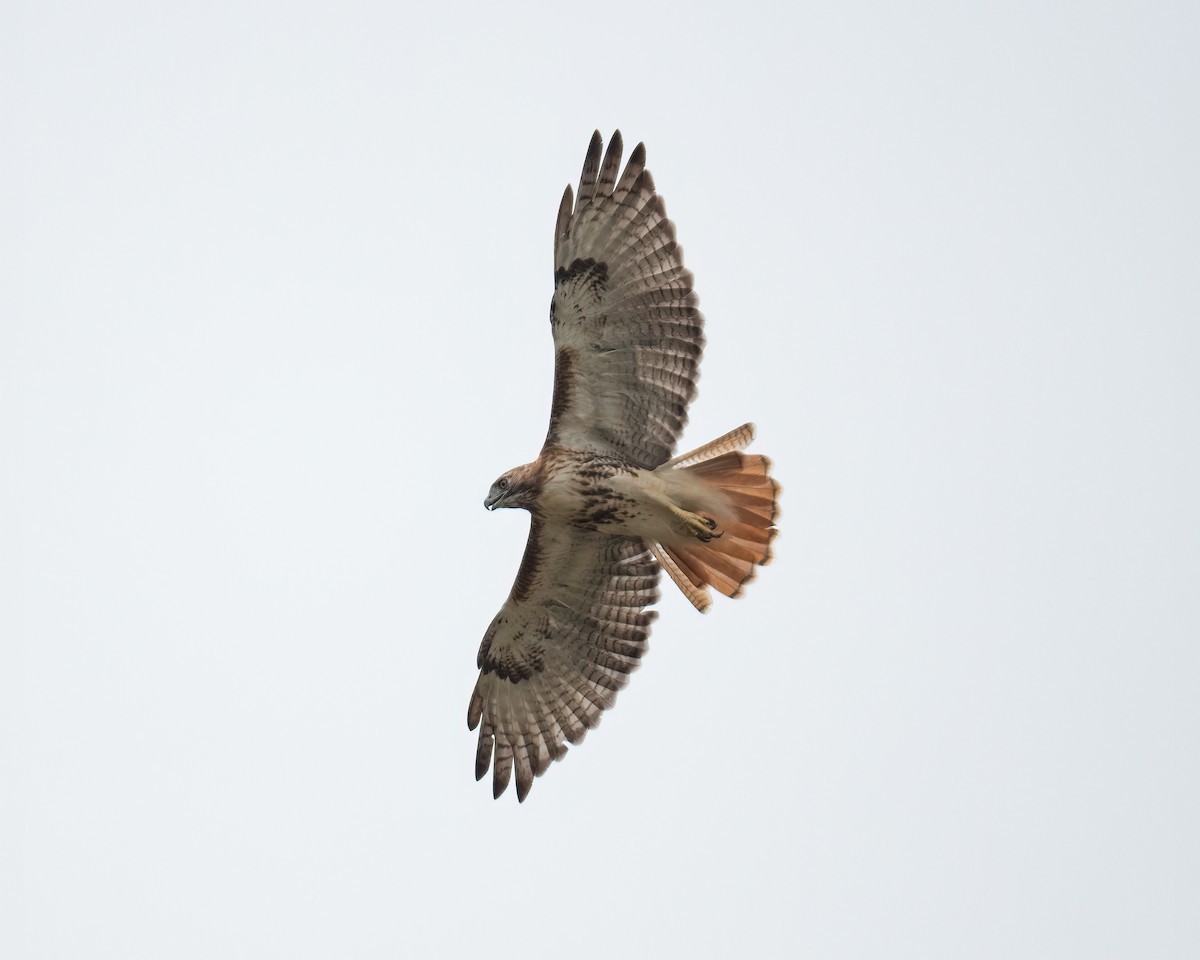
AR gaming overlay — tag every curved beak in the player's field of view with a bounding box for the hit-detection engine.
[483,494,500,511]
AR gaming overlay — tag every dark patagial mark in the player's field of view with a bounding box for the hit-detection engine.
[545,348,576,443]
[509,519,545,604]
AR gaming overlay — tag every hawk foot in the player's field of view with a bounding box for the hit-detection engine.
[671,507,723,542]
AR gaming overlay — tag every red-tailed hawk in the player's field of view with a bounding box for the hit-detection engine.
[470,131,780,800]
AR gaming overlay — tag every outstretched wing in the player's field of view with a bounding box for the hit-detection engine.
[468,516,660,801]
[545,130,705,469]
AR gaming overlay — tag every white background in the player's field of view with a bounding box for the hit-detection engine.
[4,1,1198,957]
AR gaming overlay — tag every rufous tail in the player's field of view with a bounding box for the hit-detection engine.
[651,423,780,613]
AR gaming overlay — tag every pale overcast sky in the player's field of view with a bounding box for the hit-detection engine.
[4,1,1198,958]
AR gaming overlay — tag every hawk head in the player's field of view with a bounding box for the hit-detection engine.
[484,463,540,512]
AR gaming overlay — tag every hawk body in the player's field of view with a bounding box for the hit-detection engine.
[471,132,780,800]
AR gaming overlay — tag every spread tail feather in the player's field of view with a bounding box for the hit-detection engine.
[665,422,758,468]
[654,423,780,612]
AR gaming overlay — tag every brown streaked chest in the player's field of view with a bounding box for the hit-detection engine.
[536,449,648,532]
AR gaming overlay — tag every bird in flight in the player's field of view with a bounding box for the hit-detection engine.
[469,131,780,801]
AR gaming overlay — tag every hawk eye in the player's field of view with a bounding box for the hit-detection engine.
[498,478,509,489]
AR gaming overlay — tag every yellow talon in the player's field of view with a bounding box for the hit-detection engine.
[670,506,723,542]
